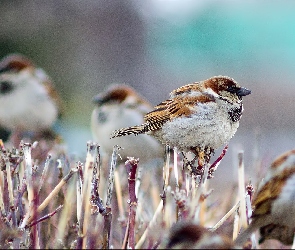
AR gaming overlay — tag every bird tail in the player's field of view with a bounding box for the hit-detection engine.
[110,125,146,138]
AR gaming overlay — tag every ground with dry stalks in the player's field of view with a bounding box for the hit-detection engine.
[0,139,291,249]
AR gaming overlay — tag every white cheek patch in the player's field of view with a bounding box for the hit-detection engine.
[204,88,219,98]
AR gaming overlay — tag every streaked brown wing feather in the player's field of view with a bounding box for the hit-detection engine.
[143,95,213,132]
[143,100,172,131]
[253,167,295,216]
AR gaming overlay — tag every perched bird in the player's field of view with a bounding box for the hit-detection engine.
[0,54,62,148]
[165,222,234,249]
[111,76,251,164]
[91,84,164,163]
[235,149,295,246]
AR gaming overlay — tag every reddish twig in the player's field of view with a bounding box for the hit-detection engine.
[26,205,63,229]
[123,157,139,249]
[208,145,228,178]
[29,189,39,249]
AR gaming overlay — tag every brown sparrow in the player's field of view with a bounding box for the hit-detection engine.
[91,84,164,163]
[165,222,234,249]
[0,54,62,146]
[235,149,295,246]
[111,76,251,164]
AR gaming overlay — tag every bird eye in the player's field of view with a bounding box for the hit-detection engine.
[0,81,14,94]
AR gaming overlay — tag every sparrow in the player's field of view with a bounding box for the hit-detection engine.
[165,222,234,249]
[91,84,164,163]
[110,76,251,165]
[0,54,62,147]
[235,149,295,246]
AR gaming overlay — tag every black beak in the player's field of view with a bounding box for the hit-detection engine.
[237,87,251,96]
[92,94,105,105]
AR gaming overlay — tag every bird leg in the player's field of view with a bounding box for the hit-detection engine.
[182,151,202,176]
[182,147,214,177]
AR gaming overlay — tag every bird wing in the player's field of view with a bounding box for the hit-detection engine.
[252,167,295,217]
[143,95,213,132]
[143,100,172,131]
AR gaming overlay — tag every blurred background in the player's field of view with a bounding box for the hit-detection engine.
[1,0,295,186]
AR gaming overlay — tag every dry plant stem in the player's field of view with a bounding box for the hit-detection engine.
[29,187,39,249]
[163,186,173,229]
[190,162,210,222]
[56,181,75,248]
[4,157,14,209]
[23,143,34,205]
[238,151,247,229]
[210,201,240,231]
[14,179,26,223]
[135,167,142,197]
[24,167,77,227]
[4,157,17,227]
[96,146,102,192]
[114,170,125,219]
[76,162,83,249]
[199,183,208,226]
[233,208,240,241]
[106,145,120,207]
[122,220,130,249]
[76,162,83,226]
[27,205,63,228]
[245,194,256,248]
[2,169,10,212]
[161,146,171,209]
[103,145,120,249]
[81,142,97,249]
[173,147,179,187]
[246,183,254,222]
[88,145,103,249]
[125,158,139,249]
[164,145,170,189]
[245,195,252,225]
[19,143,34,230]
[292,234,295,249]
[0,180,5,216]
[90,147,103,213]
[38,154,51,194]
[102,207,112,249]
[135,201,163,249]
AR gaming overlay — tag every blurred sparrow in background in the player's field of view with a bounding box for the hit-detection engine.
[0,54,62,149]
[235,149,295,246]
[91,84,163,163]
[111,76,251,166]
[165,222,234,249]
